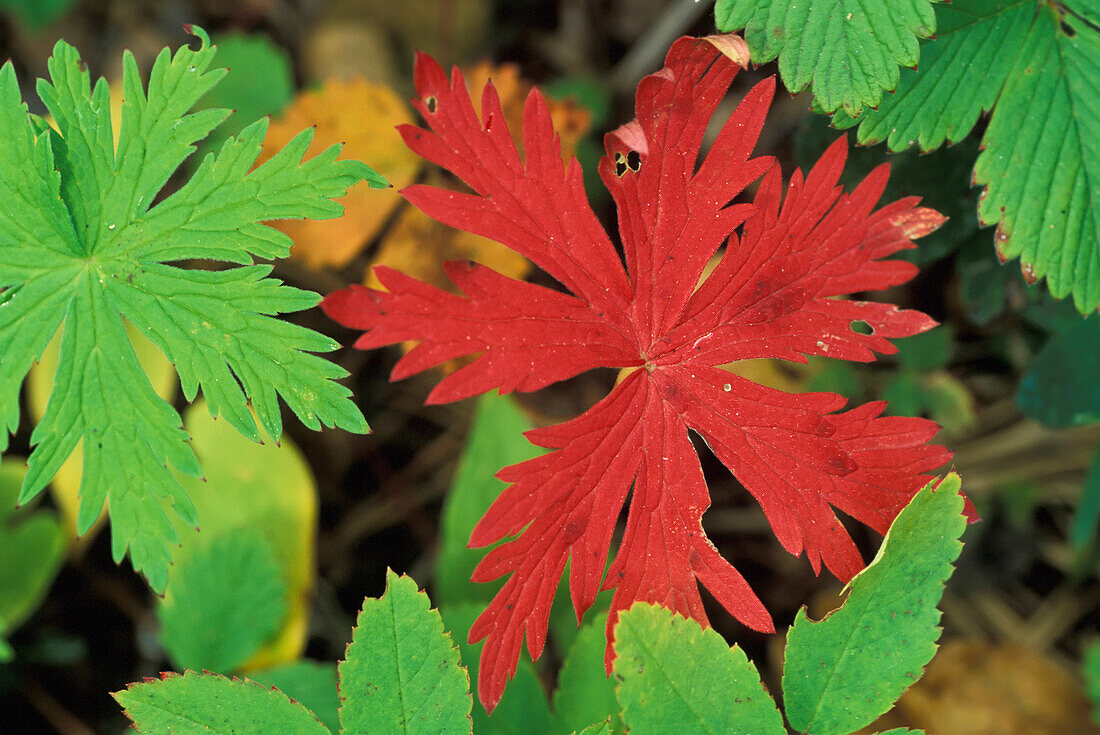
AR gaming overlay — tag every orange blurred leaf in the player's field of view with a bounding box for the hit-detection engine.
[261,78,419,269]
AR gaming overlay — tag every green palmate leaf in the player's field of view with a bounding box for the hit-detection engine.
[339,570,472,734]
[715,0,939,115]
[0,463,65,631]
[114,670,329,734]
[613,604,785,735]
[782,473,967,735]
[1017,317,1100,428]
[159,533,287,674]
[436,393,541,607]
[248,661,339,733]
[0,29,381,592]
[834,0,1100,312]
[439,604,553,735]
[552,611,622,735]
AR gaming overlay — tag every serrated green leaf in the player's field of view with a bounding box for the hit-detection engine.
[114,670,329,734]
[840,1,1100,312]
[840,0,1033,151]
[975,5,1100,313]
[613,604,785,735]
[0,462,65,631]
[248,661,339,733]
[715,0,939,115]
[551,610,622,735]
[339,570,472,735]
[0,29,376,592]
[436,393,541,607]
[782,473,967,735]
[159,533,287,674]
[1017,317,1100,428]
[439,603,553,735]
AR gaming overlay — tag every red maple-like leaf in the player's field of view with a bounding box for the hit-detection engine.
[324,34,974,711]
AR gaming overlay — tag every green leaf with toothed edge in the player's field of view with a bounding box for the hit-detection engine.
[0,28,383,593]
[339,571,473,735]
[114,670,329,734]
[782,474,967,735]
[612,604,785,735]
[715,0,941,115]
[831,0,1100,313]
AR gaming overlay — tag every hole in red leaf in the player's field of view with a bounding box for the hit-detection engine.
[425,96,438,113]
[849,320,874,336]
[626,150,641,172]
[614,151,628,176]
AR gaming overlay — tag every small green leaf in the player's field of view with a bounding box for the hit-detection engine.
[0,632,11,661]
[1071,447,1100,552]
[172,399,321,668]
[613,604,785,735]
[882,373,923,419]
[248,661,339,733]
[439,603,553,735]
[894,326,954,372]
[1017,318,1100,428]
[782,473,967,735]
[114,670,329,734]
[0,462,65,631]
[715,0,939,115]
[436,393,541,607]
[875,730,927,735]
[552,610,621,735]
[159,533,287,674]
[339,570,472,735]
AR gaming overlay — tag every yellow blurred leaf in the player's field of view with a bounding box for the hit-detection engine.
[366,202,531,293]
[261,78,419,269]
[860,640,1100,735]
[169,400,318,670]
